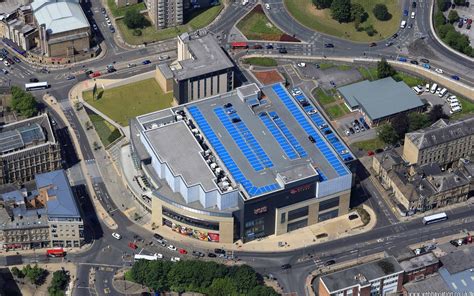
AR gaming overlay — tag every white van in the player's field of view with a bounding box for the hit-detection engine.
[430,83,438,94]
[242,0,248,5]
[412,86,423,95]
[400,20,407,28]
[438,88,448,97]
[425,83,430,92]
[447,95,457,102]
[450,106,462,114]
[450,102,461,108]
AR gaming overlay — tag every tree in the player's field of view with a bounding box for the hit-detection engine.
[448,10,460,23]
[377,58,395,78]
[428,104,448,123]
[434,11,446,27]
[330,0,352,23]
[10,86,38,118]
[22,264,46,285]
[373,4,391,21]
[351,3,368,25]
[207,278,237,296]
[408,112,429,132]
[378,123,398,145]
[391,113,409,139]
[228,265,259,294]
[437,0,451,11]
[123,8,149,29]
[248,285,280,296]
[48,270,70,296]
[312,0,333,9]
[11,267,24,278]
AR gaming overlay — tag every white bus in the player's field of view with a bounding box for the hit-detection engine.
[134,253,163,261]
[25,82,49,91]
[422,212,448,225]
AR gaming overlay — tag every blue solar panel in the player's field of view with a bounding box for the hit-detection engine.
[215,107,273,171]
[269,111,307,158]
[316,168,327,181]
[272,84,348,176]
[259,112,299,160]
[188,105,280,197]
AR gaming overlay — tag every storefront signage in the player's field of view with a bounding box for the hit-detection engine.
[163,218,220,242]
[254,206,268,215]
[290,184,312,195]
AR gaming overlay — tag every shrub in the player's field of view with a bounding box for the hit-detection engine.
[132,29,142,36]
[123,8,149,29]
[330,0,352,23]
[373,3,391,21]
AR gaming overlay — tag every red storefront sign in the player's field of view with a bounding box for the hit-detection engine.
[290,184,312,195]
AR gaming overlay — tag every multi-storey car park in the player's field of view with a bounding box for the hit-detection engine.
[129,83,355,243]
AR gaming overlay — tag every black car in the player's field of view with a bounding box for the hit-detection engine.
[214,248,226,254]
[412,1,416,8]
[278,47,288,54]
[29,77,39,83]
[207,252,217,258]
[153,233,163,240]
[281,264,292,270]
[392,33,398,39]
[324,43,334,48]
[324,260,336,266]
[6,58,14,65]
[375,148,384,153]
[410,60,419,65]
[420,58,430,64]
[85,69,93,75]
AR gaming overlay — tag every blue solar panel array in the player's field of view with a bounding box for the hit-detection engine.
[259,112,299,160]
[215,107,273,171]
[272,84,348,176]
[269,111,308,158]
[188,106,280,197]
[293,90,354,162]
[316,168,327,181]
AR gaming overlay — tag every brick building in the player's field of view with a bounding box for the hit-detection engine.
[399,253,440,282]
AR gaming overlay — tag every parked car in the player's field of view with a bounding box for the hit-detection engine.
[158,55,169,61]
[420,58,430,63]
[192,251,205,257]
[29,77,39,82]
[422,63,431,69]
[167,245,177,251]
[207,252,217,258]
[398,57,407,62]
[178,248,187,254]
[368,150,375,156]
[451,75,460,81]
[297,62,306,67]
[410,60,419,65]
[90,71,101,78]
[435,68,443,74]
[265,3,270,9]
[142,60,151,65]
[171,257,180,262]
[412,1,417,8]
[1,68,8,74]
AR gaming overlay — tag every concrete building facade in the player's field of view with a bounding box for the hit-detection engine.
[0,114,61,186]
[146,0,183,29]
[156,32,234,104]
[0,170,84,250]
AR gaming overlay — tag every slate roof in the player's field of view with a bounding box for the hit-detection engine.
[406,117,474,150]
[338,77,424,121]
[32,0,89,35]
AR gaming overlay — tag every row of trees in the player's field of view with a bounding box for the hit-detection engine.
[48,270,70,296]
[378,106,448,145]
[434,2,474,57]
[11,86,38,118]
[11,265,47,286]
[128,260,278,296]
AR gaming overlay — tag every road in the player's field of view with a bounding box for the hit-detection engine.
[1,0,474,295]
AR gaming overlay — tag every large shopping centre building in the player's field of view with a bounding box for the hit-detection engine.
[129,83,354,243]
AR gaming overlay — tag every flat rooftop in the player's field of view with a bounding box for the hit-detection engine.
[174,33,234,81]
[137,83,350,199]
[338,77,424,121]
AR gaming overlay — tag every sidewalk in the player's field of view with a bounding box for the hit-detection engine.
[44,93,117,230]
[0,242,93,257]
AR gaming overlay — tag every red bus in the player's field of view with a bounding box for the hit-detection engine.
[231,42,248,49]
[46,248,66,257]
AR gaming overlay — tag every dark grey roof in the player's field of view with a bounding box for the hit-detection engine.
[439,267,474,292]
[157,64,173,80]
[173,33,234,81]
[399,252,439,272]
[320,256,403,293]
[338,77,424,121]
[439,246,474,274]
[406,117,474,150]
[35,170,80,218]
[403,274,451,293]
[375,149,404,171]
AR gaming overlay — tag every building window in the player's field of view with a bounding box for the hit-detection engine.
[280,213,286,224]
[287,219,307,232]
[287,206,309,221]
[319,197,340,212]
[162,207,219,231]
[318,209,339,222]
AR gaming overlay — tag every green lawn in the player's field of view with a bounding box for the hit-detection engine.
[285,0,401,42]
[88,113,122,147]
[392,72,425,87]
[337,65,353,71]
[83,78,174,126]
[358,66,378,81]
[313,88,336,105]
[242,57,278,67]
[352,138,385,151]
[117,3,223,45]
[326,104,346,119]
[237,6,285,40]
[319,63,334,70]
[107,0,146,17]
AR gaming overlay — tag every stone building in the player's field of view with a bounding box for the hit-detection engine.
[0,170,84,250]
[0,114,61,185]
[31,0,91,60]
[146,0,183,29]
[0,1,38,51]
